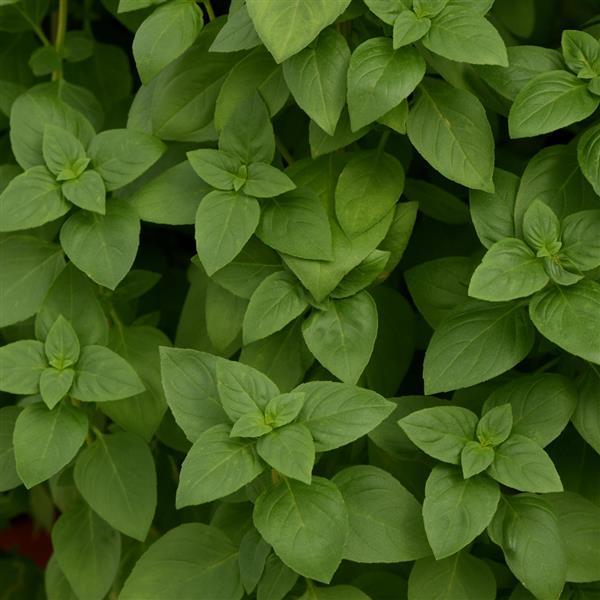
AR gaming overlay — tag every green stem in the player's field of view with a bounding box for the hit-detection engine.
[15,5,51,46]
[534,356,561,374]
[91,425,104,439]
[52,0,68,81]
[276,137,295,165]
[202,0,215,21]
[377,129,391,152]
[83,0,93,35]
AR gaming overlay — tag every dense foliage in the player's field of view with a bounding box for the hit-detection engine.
[1,0,600,598]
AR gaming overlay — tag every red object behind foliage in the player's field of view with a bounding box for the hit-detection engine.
[0,516,53,568]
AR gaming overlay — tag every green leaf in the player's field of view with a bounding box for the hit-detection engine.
[488,495,566,600]
[132,0,204,83]
[45,556,78,600]
[213,46,289,130]
[159,348,228,442]
[35,263,108,346]
[483,373,576,447]
[393,12,431,48]
[127,25,238,141]
[61,201,140,289]
[561,29,600,78]
[239,527,271,594]
[476,46,565,101]
[422,7,507,66]
[529,280,600,365]
[302,291,378,384]
[219,92,275,165]
[212,237,281,299]
[477,404,513,446]
[42,124,88,179]
[405,256,474,328]
[216,358,279,420]
[245,0,351,63]
[295,381,394,451]
[244,271,309,344]
[468,238,549,302]
[398,405,478,464]
[100,326,169,441]
[460,441,494,478]
[74,431,157,540]
[363,286,416,397]
[363,0,408,24]
[404,178,469,225]
[0,340,46,394]
[333,465,430,563]
[195,190,260,276]
[577,122,600,196]
[378,99,409,133]
[509,71,599,138]
[309,109,370,157]
[264,392,305,428]
[61,170,106,214]
[408,553,496,600]
[243,163,296,198]
[176,424,265,507]
[335,150,404,235]
[256,423,314,483]
[0,235,64,328]
[561,209,600,271]
[71,345,145,402]
[253,476,348,583]
[187,148,242,191]
[470,168,519,249]
[257,554,299,600]
[572,365,600,455]
[423,465,500,559]
[210,5,261,53]
[283,29,349,135]
[88,129,165,191]
[347,38,425,131]
[205,279,247,354]
[414,0,450,17]
[13,402,88,488]
[545,491,600,583]
[522,200,562,255]
[0,406,21,492]
[299,585,371,600]
[488,434,563,493]
[423,300,535,394]
[240,320,313,393]
[44,315,80,369]
[257,187,333,260]
[52,502,121,600]
[230,412,272,438]
[515,144,597,228]
[29,46,62,77]
[120,523,242,600]
[40,367,74,409]
[407,79,495,191]
[0,166,69,231]
[331,249,389,298]
[9,84,95,170]
[132,161,210,225]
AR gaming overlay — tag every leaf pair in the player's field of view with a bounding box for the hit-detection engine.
[173,355,394,506]
[191,94,297,275]
[365,0,507,68]
[399,404,563,492]
[243,269,379,384]
[509,30,600,138]
[0,315,144,410]
[469,201,600,302]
